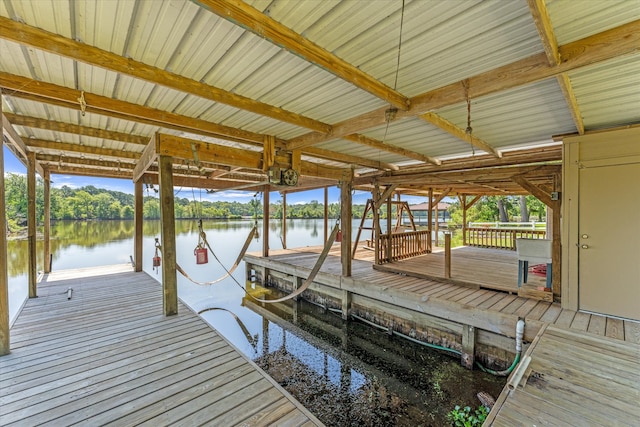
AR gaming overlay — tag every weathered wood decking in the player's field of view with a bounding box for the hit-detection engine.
[0,265,322,427]
[486,325,640,426]
[246,245,640,345]
[246,244,640,425]
[375,245,549,293]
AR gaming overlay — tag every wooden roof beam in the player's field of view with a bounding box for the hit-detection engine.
[2,113,44,175]
[512,174,559,209]
[4,113,149,145]
[527,0,585,135]
[0,16,330,134]
[27,138,140,160]
[4,90,395,172]
[342,134,441,165]
[420,112,501,158]
[0,72,267,145]
[196,0,409,111]
[287,19,639,150]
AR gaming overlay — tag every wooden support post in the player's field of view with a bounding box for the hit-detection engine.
[461,324,476,369]
[43,168,51,273]
[445,233,452,279]
[0,133,10,355]
[386,191,392,262]
[282,192,287,249]
[159,155,177,316]
[27,151,37,298]
[341,289,351,321]
[373,185,380,264]
[340,176,352,277]
[551,205,561,299]
[134,179,143,272]
[323,186,328,243]
[427,188,433,253]
[460,195,468,246]
[263,185,269,257]
[434,204,440,247]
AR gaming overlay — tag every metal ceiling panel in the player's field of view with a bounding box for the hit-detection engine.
[547,0,640,45]
[569,54,640,130]
[4,0,72,38]
[435,79,576,150]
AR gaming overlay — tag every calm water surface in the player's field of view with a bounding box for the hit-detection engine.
[7,219,504,426]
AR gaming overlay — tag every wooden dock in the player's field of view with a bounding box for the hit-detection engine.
[246,245,640,345]
[0,265,322,427]
[486,325,640,426]
[375,245,548,293]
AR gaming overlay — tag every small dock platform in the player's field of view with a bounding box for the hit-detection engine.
[0,265,322,426]
[486,324,640,426]
[247,245,640,344]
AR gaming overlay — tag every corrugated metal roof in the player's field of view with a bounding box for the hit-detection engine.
[547,0,640,44]
[568,54,640,130]
[0,0,637,192]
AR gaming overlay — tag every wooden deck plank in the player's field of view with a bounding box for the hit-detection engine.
[487,325,640,426]
[0,265,322,427]
[587,313,607,336]
[569,311,591,331]
[605,317,625,340]
[624,320,640,344]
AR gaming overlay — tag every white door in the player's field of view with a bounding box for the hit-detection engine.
[579,162,640,320]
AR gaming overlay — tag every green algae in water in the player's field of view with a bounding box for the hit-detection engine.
[249,298,506,427]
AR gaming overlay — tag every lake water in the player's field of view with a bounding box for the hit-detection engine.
[6,219,504,426]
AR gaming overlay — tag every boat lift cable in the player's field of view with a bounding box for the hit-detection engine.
[197,306,258,352]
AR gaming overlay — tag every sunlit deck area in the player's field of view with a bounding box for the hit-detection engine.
[246,244,640,345]
[0,265,322,427]
[375,245,548,293]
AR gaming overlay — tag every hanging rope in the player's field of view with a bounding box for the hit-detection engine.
[154,223,258,286]
[248,220,340,304]
[463,79,475,156]
[381,0,406,145]
[197,307,258,351]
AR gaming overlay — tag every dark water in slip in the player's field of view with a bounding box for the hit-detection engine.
[8,219,505,426]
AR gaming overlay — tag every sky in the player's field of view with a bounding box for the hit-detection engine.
[3,145,427,205]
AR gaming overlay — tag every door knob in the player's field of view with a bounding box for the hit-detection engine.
[581,234,589,239]
[581,244,589,249]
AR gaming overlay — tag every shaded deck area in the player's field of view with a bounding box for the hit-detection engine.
[486,325,640,426]
[0,265,322,427]
[246,245,640,345]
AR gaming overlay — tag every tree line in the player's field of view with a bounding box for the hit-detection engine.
[4,173,544,232]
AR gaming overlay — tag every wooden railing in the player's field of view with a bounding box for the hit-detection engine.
[377,230,431,264]
[465,227,546,250]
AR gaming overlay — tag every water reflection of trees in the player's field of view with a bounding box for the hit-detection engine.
[6,219,257,277]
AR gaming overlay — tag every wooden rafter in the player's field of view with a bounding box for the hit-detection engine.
[512,174,559,208]
[27,138,141,160]
[4,113,149,145]
[196,0,409,111]
[2,113,44,175]
[420,112,501,158]
[0,16,331,135]
[526,0,585,135]
[342,134,440,165]
[304,146,398,171]
[0,73,266,144]
[286,20,639,150]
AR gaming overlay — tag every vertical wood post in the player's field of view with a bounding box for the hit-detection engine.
[434,203,440,247]
[43,168,51,273]
[340,176,352,277]
[427,188,433,253]
[461,195,468,246]
[27,151,37,298]
[134,179,143,272]
[282,192,287,249]
[386,191,392,262]
[0,136,10,355]
[341,289,351,320]
[262,186,269,257]
[159,155,177,316]
[444,233,451,278]
[324,186,328,243]
[373,185,380,264]
[551,204,561,299]
[461,324,476,369]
